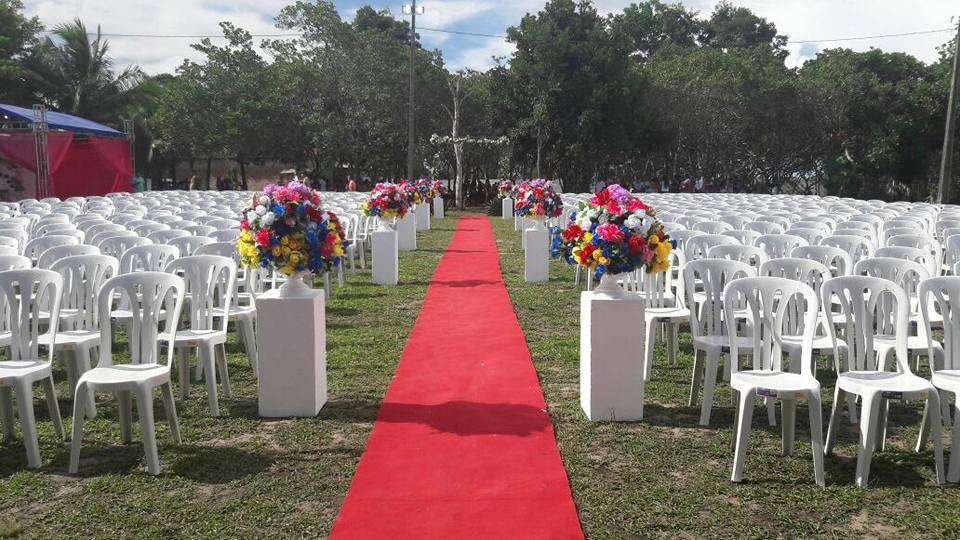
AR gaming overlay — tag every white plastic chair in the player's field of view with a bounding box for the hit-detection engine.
[169,236,215,257]
[0,269,65,467]
[683,258,756,426]
[823,235,873,264]
[69,272,186,475]
[822,275,945,487]
[685,234,738,261]
[721,230,761,247]
[23,235,80,263]
[641,250,688,381]
[755,234,808,260]
[726,276,825,486]
[36,244,100,270]
[708,244,767,269]
[792,245,854,277]
[196,242,258,374]
[163,255,237,416]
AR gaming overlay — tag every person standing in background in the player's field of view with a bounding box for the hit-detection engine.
[131,174,145,193]
[346,177,357,192]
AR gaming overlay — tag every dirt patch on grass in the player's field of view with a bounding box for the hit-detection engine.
[848,509,901,538]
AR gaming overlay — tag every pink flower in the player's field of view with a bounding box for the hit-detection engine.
[596,223,625,244]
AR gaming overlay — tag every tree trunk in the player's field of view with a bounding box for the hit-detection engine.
[205,158,212,191]
[238,156,248,190]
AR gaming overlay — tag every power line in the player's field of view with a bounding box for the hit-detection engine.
[37,25,953,44]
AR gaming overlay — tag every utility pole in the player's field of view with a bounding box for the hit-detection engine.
[404,1,423,182]
[938,17,960,204]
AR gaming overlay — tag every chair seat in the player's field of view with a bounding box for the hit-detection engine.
[112,309,168,321]
[79,363,170,387]
[838,370,933,397]
[731,370,820,394]
[0,360,51,382]
[931,370,960,390]
[693,335,754,353]
[782,334,845,352]
[168,329,226,346]
[38,330,100,347]
[645,306,689,322]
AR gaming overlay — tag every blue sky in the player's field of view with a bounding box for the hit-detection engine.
[22,1,957,74]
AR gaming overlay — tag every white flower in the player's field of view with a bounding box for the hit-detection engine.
[625,214,642,231]
[259,196,270,205]
[597,213,608,225]
[261,212,275,226]
[255,205,267,216]
[246,210,258,223]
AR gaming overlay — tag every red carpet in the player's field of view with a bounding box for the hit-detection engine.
[330,216,583,539]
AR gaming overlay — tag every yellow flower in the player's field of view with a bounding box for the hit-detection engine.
[582,232,593,242]
[272,247,282,257]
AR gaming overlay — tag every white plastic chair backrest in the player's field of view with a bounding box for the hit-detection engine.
[685,234,738,261]
[725,276,819,375]
[0,246,18,257]
[875,246,938,278]
[639,249,684,309]
[0,255,31,271]
[96,272,185,367]
[787,227,825,245]
[682,259,755,339]
[37,244,100,269]
[169,236,215,257]
[24,235,80,262]
[793,220,832,234]
[919,277,960,371]
[164,255,236,333]
[755,215,791,230]
[936,220,960,239]
[821,275,911,373]
[119,245,180,274]
[744,221,784,235]
[133,222,170,237]
[99,235,151,260]
[708,244,767,269]
[85,222,124,239]
[692,221,732,234]
[823,234,873,262]
[717,215,751,229]
[677,215,706,229]
[0,236,18,251]
[883,228,927,246]
[721,229,760,247]
[91,230,137,249]
[0,269,61,361]
[792,245,854,277]
[50,254,118,330]
[667,230,702,254]
[148,229,191,245]
[209,229,240,242]
[755,234,808,260]
[854,257,929,331]
[760,257,830,294]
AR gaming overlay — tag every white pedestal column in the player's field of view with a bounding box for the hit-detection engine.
[580,275,646,421]
[502,197,513,219]
[372,227,399,285]
[415,203,430,230]
[524,220,549,283]
[398,212,417,252]
[256,288,327,417]
[433,197,444,220]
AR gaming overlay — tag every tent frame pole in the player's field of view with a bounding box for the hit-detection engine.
[32,105,50,199]
[122,119,135,180]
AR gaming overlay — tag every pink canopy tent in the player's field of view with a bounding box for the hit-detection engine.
[0,104,132,199]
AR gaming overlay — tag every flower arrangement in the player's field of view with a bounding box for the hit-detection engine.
[415,178,440,200]
[398,180,423,206]
[361,182,411,221]
[431,180,448,197]
[498,180,515,199]
[237,181,347,276]
[556,184,672,277]
[514,179,563,219]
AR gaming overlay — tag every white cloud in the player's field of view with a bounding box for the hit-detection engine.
[446,36,515,71]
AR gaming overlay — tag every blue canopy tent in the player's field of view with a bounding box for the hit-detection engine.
[0,104,132,199]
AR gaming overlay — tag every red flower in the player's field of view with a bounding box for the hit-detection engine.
[589,188,611,207]
[628,235,646,255]
[627,198,649,212]
[581,244,597,259]
[562,224,583,242]
[240,219,250,231]
[606,201,622,215]
[255,229,271,247]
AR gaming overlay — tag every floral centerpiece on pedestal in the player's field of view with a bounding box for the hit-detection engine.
[397,180,423,206]
[415,178,440,200]
[362,182,411,224]
[431,180,448,197]
[556,184,672,280]
[237,181,347,292]
[514,179,563,219]
[498,180,515,199]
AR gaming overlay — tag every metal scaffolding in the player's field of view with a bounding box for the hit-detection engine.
[32,105,50,199]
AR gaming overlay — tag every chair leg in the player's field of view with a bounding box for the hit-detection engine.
[825,386,846,456]
[855,393,882,488]
[216,344,232,399]
[948,401,960,483]
[689,349,704,407]
[41,376,63,440]
[241,317,258,374]
[847,393,859,424]
[135,388,160,475]
[69,384,87,474]
[77,346,96,419]
[731,388,755,482]
[699,352,720,426]
[201,345,220,417]
[782,398,797,457]
[875,398,889,452]
[0,386,15,439]
[643,318,656,382]
[809,393,826,487]
[917,398,931,452]
[927,391,946,485]
[13,381,40,468]
[177,348,191,400]
[117,391,133,444]
[667,323,678,366]
[160,383,182,445]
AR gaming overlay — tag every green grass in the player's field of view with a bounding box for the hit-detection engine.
[489,216,960,538]
[0,215,458,538]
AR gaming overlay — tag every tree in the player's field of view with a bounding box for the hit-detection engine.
[702,1,787,57]
[24,19,144,124]
[0,0,42,104]
[610,1,704,61]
